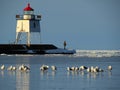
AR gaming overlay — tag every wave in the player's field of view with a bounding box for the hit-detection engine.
[74,50,120,58]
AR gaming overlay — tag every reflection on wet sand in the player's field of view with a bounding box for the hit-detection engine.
[16,64,30,90]
[67,70,112,79]
[40,70,56,79]
[0,71,4,78]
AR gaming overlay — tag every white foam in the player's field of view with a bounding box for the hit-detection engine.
[74,50,120,57]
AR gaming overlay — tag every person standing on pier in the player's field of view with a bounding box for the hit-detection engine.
[64,41,67,49]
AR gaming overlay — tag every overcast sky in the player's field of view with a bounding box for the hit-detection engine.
[0,0,120,50]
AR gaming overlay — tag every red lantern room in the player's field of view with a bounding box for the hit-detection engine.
[24,3,34,15]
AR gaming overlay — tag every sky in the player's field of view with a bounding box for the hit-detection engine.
[0,0,120,50]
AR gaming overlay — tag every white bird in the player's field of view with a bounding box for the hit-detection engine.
[7,65,13,70]
[71,67,75,71]
[93,68,98,73]
[19,64,24,71]
[75,67,79,71]
[90,66,94,72]
[19,64,30,71]
[87,67,91,72]
[51,65,57,71]
[7,65,16,71]
[40,65,49,71]
[67,67,71,71]
[1,65,5,70]
[67,67,74,71]
[19,65,22,71]
[79,66,87,71]
[23,65,30,71]
[99,68,104,72]
[108,65,112,71]
[94,66,99,72]
[12,66,16,71]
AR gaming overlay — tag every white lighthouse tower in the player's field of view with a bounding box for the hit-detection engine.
[15,3,41,46]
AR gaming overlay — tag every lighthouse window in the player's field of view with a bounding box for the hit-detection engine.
[33,22,36,28]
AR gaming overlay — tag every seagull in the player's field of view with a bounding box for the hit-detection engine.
[19,64,30,71]
[67,67,72,71]
[67,66,77,71]
[79,66,87,71]
[87,67,91,72]
[7,65,16,71]
[51,65,57,71]
[40,65,49,71]
[12,66,16,71]
[75,67,79,71]
[0,65,5,70]
[108,65,112,71]
[7,65,13,70]
[24,66,30,71]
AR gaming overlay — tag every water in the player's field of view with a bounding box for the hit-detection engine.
[0,54,120,90]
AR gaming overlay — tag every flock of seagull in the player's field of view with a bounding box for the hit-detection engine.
[0,64,57,72]
[0,64,30,71]
[67,65,112,73]
[0,64,112,73]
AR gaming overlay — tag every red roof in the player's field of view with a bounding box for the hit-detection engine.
[24,3,34,11]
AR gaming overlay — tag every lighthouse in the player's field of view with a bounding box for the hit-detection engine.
[0,3,76,54]
[15,3,41,46]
